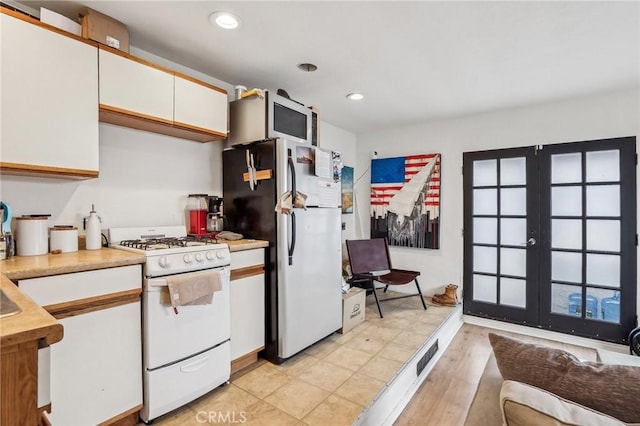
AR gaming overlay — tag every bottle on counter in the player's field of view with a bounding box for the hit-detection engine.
[85,204,102,250]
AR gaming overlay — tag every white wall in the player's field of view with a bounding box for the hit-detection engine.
[355,88,640,312]
[320,122,357,249]
[1,124,223,230]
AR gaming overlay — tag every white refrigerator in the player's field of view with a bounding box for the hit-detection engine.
[223,138,343,362]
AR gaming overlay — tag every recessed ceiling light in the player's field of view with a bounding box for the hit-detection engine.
[297,63,318,72]
[209,11,240,30]
[346,92,364,101]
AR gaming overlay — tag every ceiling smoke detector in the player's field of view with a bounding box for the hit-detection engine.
[209,11,240,30]
[297,63,318,72]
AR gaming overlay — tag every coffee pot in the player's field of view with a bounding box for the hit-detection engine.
[207,196,224,233]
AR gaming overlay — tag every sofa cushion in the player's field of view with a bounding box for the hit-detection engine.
[489,333,640,423]
[500,380,625,426]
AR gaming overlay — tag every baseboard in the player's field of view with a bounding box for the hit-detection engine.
[354,305,464,426]
[463,315,629,354]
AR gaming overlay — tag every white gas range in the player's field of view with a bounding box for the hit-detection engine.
[109,226,231,423]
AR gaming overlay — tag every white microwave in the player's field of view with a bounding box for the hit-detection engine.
[227,90,313,146]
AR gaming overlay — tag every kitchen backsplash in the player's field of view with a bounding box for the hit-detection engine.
[1,123,223,233]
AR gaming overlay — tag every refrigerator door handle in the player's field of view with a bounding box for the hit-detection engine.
[288,211,296,265]
[287,152,297,199]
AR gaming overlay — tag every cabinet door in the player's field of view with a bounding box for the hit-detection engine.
[49,302,142,425]
[230,274,265,360]
[174,73,228,137]
[230,249,265,360]
[98,48,174,123]
[0,12,99,176]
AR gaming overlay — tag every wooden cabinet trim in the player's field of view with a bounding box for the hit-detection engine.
[98,45,174,76]
[231,346,265,374]
[0,162,99,179]
[173,121,228,138]
[99,104,174,126]
[1,339,39,426]
[1,7,98,48]
[100,109,223,143]
[230,265,265,281]
[97,404,142,426]
[173,71,227,94]
[44,289,141,319]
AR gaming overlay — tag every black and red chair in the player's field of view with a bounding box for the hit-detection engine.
[345,238,427,318]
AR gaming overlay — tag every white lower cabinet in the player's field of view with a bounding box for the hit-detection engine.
[51,303,141,425]
[19,265,142,425]
[230,249,266,363]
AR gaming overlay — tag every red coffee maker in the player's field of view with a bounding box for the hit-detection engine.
[187,194,209,236]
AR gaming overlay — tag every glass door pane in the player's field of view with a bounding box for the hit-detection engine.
[539,137,636,343]
[465,136,636,344]
[463,147,538,324]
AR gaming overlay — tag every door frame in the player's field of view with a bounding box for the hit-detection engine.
[463,137,637,343]
[462,146,539,325]
[537,137,637,343]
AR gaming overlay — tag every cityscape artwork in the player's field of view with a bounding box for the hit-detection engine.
[370,154,441,249]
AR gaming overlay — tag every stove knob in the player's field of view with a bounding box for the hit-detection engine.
[158,256,170,268]
[183,254,193,264]
[195,253,204,262]
[206,251,215,260]
[215,250,224,259]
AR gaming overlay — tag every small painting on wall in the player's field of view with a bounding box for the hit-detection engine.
[341,166,354,214]
[370,154,441,249]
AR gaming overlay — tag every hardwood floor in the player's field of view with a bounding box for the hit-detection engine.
[394,323,597,426]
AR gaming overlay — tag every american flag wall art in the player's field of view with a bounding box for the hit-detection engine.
[370,153,441,249]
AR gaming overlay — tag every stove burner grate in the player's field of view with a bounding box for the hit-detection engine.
[119,236,217,251]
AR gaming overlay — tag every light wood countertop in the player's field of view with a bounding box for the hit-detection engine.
[0,248,145,347]
[1,248,146,281]
[1,276,62,347]
[220,239,269,252]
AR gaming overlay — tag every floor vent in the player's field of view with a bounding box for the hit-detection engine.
[416,339,438,377]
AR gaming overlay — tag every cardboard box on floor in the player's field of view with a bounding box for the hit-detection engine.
[339,287,365,333]
[81,8,129,53]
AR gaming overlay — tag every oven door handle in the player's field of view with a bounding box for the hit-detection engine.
[147,267,230,287]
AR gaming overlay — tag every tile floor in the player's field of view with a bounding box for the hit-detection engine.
[152,292,455,426]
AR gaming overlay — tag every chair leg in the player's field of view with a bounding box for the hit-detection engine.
[371,282,384,318]
[414,278,428,310]
[383,285,389,293]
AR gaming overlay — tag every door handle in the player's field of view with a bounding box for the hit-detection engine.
[288,211,296,265]
[527,237,536,246]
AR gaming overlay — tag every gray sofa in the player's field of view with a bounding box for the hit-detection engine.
[464,334,640,426]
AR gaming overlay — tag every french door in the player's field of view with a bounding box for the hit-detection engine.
[463,137,637,343]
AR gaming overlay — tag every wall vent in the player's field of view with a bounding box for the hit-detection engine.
[416,339,438,377]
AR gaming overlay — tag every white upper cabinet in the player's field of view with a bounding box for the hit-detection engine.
[0,10,99,179]
[98,46,228,142]
[98,48,174,123]
[174,73,228,138]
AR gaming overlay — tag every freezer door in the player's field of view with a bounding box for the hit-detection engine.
[276,207,343,359]
[276,138,339,207]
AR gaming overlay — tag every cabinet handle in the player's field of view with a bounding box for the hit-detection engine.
[180,355,211,373]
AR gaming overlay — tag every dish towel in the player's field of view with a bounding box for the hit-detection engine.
[166,270,222,314]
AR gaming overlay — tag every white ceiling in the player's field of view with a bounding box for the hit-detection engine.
[19,1,640,134]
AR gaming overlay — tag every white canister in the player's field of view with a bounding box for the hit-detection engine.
[49,226,78,253]
[16,216,49,256]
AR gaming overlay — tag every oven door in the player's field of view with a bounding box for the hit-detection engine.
[143,267,230,370]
